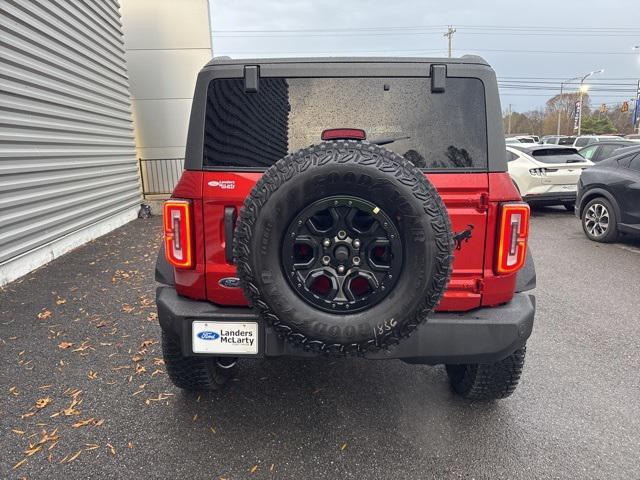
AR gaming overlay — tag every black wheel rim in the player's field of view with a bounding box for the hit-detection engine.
[282,196,403,313]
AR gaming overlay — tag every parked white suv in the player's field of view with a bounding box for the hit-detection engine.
[573,135,620,148]
[507,145,593,210]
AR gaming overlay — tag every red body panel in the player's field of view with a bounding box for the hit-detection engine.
[170,170,521,311]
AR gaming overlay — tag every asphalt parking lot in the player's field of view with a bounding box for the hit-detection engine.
[1,208,639,480]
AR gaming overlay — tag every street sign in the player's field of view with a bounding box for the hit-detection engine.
[574,101,581,131]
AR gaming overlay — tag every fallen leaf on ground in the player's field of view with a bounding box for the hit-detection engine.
[106,443,116,455]
[58,342,74,349]
[72,341,92,352]
[12,429,25,435]
[341,443,348,451]
[72,417,94,428]
[35,397,52,409]
[24,445,42,457]
[9,386,19,396]
[67,450,82,462]
[250,465,258,473]
[87,371,98,380]
[56,298,67,305]
[37,310,52,320]
[144,393,173,405]
[13,458,27,469]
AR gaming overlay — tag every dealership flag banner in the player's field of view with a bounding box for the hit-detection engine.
[633,81,640,127]
[574,101,581,131]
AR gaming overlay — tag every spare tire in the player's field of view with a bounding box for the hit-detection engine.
[234,140,453,355]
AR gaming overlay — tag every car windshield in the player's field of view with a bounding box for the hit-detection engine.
[558,137,576,145]
[531,148,585,164]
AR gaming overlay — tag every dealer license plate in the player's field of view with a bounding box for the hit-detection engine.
[192,321,258,355]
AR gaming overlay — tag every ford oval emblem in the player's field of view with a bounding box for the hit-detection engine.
[219,277,240,288]
[197,331,220,341]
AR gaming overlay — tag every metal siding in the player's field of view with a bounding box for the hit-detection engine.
[0,0,141,264]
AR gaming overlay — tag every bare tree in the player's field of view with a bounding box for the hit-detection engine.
[544,92,590,136]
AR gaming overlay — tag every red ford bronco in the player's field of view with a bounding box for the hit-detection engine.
[155,56,536,401]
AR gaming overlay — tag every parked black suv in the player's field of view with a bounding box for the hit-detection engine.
[578,140,637,163]
[576,146,640,242]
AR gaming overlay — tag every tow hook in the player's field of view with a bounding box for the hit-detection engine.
[216,358,238,369]
[453,224,474,251]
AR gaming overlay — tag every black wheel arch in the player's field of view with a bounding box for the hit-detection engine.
[155,243,175,286]
[578,187,621,221]
[515,246,536,293]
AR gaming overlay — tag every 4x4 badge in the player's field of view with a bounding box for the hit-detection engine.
[208,180,235,190]
[219,277,240,288]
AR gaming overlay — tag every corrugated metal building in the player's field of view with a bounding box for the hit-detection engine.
[0,0,141,285]
[0,0,213,286]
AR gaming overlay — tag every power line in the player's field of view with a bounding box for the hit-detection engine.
[212,24,640,34]
[216,47,638,56]
[214,30,640,38]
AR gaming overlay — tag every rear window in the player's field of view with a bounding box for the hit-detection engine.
[531,148,585,164]
[558,137,575,145]
[203,77,488,170]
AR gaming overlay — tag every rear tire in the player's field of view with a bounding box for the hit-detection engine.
[162,331,235,391]
[581,197,618,243]
[445,347,526,401]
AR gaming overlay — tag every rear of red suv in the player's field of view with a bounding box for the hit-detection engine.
[155,57,536,400]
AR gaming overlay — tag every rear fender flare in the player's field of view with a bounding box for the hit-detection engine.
[155,243,175,286]
[515,246,536,293]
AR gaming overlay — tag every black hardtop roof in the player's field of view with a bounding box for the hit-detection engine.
[204,55,489,68]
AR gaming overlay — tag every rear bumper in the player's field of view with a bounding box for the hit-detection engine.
[156,287,535,365]
[522,191,576,204]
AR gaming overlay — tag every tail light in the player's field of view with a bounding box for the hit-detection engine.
[529,168,547,176]
[496,203,530,274]
[163,199,193,269]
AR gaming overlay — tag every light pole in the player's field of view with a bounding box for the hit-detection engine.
[577,69,604,136]
[557,76,581,136]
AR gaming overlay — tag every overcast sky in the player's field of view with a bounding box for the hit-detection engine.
[209,0,640,112]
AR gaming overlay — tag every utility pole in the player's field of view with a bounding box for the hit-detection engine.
[507,104,512,135]
[444,26,456,58]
